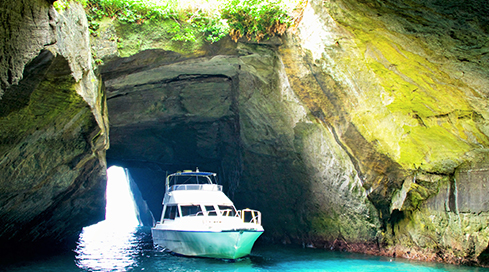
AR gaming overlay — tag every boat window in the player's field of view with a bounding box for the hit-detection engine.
[169,175,214,187]
[163,205,178,220]
[218,205,237,216]
[205,205,217,216]
[180,205,203,216]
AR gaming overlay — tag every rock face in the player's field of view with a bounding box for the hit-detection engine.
[0,0,108,247]
[281,0,489,264]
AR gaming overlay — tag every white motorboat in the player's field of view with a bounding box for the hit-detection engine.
[151,169,264,259]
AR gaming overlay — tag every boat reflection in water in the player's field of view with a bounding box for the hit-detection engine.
[74,166,142,271]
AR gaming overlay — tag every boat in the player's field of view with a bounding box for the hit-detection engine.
[151,169,264,259]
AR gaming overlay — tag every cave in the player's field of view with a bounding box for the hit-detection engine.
[2,0,489,265]
[101,49,243,226]
[95,44,358,244]
[96,40,382,246]
[102,54,243,224]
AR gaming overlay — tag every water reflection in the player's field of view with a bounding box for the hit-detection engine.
[75,222,142,271]
[75,166,142,271]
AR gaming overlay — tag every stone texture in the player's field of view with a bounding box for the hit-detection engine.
[280,0,489,264]
[93,0,489,263]
[0,0,56,96]
[0,0,108,248]
[101,33,379,246]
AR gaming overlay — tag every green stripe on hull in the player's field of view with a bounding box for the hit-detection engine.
[152,229,263,259]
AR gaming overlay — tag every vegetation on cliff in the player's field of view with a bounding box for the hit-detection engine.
[54,0,299,43]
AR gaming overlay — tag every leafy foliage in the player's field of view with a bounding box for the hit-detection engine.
[189,11,230,43]
[81,0,298,43]
[53,0,88,12]
[85,0,180,23]
[222,0,292,42]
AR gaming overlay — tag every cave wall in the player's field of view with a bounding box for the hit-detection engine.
[234,42,379,244]
[0,0,108,247]
[280,0,489,264]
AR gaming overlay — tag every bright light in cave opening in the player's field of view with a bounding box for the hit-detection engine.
[75,166,141,271]
[105,165,139,226]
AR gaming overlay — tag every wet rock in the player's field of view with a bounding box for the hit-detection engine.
[99,32,379,244]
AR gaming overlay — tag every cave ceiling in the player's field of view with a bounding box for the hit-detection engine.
[102,50,240,172]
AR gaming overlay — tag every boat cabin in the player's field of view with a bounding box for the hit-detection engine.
[161,170,238,222]
[167,170,217,185]
[162,204,237,220]
[158,170,262,226]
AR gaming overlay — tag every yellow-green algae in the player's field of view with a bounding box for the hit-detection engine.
[326,4,489,173]
[385,207,489,261]
[0,58,96,166]
[315,0,489,260]
[114,19,206,57]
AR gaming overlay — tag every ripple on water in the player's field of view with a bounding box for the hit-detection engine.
[74,221,146,271]
[2,224,489,272]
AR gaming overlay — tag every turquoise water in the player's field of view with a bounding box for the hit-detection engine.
[1,222,488,272]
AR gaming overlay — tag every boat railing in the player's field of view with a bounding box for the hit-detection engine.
[238,208,262,225]
[220,209,235,217]
[169,184,223,192]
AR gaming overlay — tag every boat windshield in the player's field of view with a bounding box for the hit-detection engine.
[180,205,203,217]
[167,172,217,188]
[218,205,237,217]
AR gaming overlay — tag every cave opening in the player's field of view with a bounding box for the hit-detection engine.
[104,166,139,226]
[101,53,244,221]
[74,166,144,271]
[99,50,311,243]
[78,165,140,230]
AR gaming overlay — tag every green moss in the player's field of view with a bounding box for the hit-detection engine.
[310,214,341,239]
[403,183,431,210]
[338,22,489,172]
[387,207,489,258]
[352,31,468,116]
[0,57,95,157]
[114,19,205,57]
[399,125,473,171]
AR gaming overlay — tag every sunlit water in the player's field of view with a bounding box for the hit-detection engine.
[2,166,489,271]
[2,225,489,272]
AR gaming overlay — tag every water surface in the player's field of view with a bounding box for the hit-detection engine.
[1,222,488,272]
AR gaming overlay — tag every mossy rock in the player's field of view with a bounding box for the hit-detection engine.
[114,19,206,57]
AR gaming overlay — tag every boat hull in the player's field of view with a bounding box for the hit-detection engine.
[151,228,263,259]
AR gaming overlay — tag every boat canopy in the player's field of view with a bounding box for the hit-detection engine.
[166,170,218,189]
[172,171,215,176]
[166,189,233,205]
